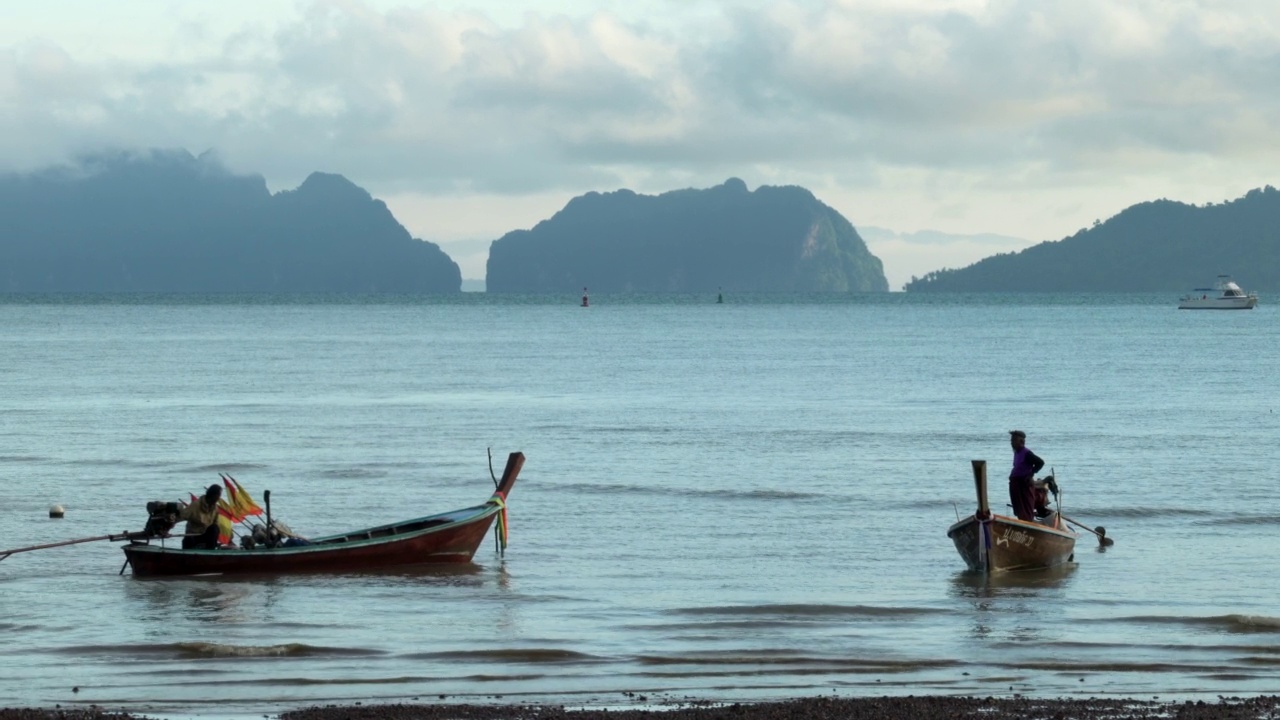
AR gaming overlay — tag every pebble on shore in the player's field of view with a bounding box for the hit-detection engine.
[5,695,1279,720]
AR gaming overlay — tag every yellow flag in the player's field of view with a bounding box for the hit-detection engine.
[229,477,264,517]
[217,497,244,524]
[215,506,235,546]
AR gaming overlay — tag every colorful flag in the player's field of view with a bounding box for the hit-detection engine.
[216,498,241,545]
[227,476,264,517]
[221,476,241,516]
[216,511,235,546]
[217,496,244,524]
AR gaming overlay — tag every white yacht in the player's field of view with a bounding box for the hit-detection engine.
[1178,276,1258,310]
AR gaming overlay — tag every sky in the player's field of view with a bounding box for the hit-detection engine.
[3,1,1279,288]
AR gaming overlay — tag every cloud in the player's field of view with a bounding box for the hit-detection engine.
[858,226,1029,247]
[2,0,1279,261]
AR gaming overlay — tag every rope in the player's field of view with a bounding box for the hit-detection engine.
[488,490,508,555]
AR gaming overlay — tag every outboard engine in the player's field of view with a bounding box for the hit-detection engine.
[143,501,181,537]
[241,523,276,549]
[251,522,279,549]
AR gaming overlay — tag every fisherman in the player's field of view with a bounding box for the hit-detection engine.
[1008,430,1045,522]
[178,484,223,549]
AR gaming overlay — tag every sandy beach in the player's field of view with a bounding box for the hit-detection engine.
[5,695,1280,720]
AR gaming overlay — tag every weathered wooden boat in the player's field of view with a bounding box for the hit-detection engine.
[946,459,1077,573]
[121,452,524,578]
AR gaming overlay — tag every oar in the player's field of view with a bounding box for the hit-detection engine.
[1060,513,1114,546]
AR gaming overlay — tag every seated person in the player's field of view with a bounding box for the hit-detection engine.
[179,484,222,550]
[1032,476,1060,519]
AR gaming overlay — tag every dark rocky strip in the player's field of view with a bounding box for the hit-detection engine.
[280,695,1280,720]
[6,696,1280,720]
[0,710,145,720]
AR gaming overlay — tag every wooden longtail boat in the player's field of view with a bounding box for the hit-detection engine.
[946,459,1077,573]
[121,452,524,578]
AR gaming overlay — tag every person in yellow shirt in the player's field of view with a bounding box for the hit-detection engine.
[179,484,223,550]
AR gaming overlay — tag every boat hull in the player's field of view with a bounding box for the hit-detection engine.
[1177,297,1257,310]
[947,513,1077,573]
[122,452,523,578]
[1179,277,1258,309]
[124,507,499,577]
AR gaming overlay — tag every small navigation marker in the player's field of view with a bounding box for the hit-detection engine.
[581,287,589,307]
[49,504,65,519]
[717,287,723,304]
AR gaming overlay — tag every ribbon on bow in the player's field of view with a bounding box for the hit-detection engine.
[488,491,508,554]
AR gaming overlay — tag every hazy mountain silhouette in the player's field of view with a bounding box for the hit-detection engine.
[905,186,1280,292]
[486,178,888,293]
[0,149,460,292]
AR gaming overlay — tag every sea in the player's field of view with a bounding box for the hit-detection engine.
[1,293,1278,718]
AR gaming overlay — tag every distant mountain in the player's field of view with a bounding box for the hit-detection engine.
[0,149,461,293]
[904,187,1280,292]
[486,178,888,293]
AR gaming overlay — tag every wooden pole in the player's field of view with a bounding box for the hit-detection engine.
[0,534,116,561]
[0,529,159,562]
[1061,513,1115,546]
[971,459,990,519]
[264,490,273,544]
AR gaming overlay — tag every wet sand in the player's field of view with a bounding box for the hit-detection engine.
[5,695,1280,720]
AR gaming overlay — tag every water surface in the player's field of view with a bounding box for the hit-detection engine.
[1,293,1277,716]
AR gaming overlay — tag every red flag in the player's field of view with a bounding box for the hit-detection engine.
[215,504,235,546]
[222,476,240,513]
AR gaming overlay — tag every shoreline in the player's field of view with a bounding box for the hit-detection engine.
[5,695,1280,720]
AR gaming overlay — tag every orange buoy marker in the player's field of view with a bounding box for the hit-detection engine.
[581,287,589,307]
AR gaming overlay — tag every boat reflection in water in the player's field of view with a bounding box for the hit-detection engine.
[950,563,1078,599]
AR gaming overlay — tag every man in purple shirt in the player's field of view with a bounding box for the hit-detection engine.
[1008,430,1045,521]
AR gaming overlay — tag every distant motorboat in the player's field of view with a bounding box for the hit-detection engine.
[1178,276,1258,310]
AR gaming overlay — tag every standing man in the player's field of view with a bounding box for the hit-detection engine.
[1008,430,1045,521]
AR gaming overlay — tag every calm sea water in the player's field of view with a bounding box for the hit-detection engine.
[1,293,1278,717]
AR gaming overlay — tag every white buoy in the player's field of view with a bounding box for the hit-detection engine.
[49,504,65,519]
